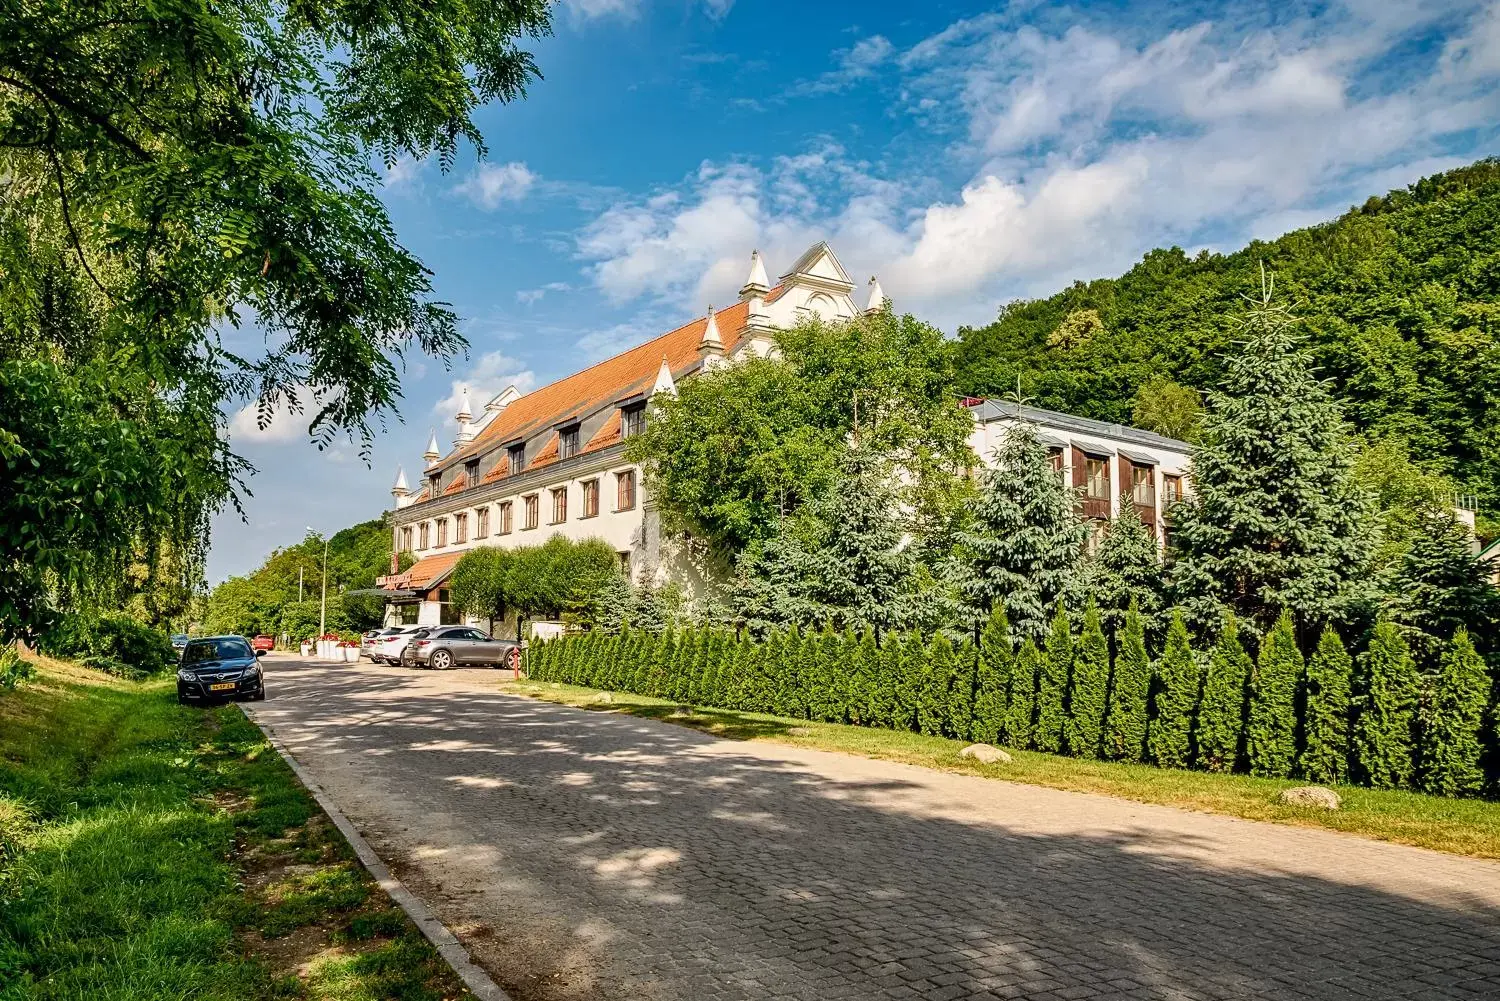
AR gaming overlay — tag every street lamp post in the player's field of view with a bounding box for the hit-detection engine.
[308,527,329,642]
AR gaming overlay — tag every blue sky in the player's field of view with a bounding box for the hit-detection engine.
[210,0,1500,582]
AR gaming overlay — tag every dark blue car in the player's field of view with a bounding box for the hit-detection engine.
[176,635,267,704]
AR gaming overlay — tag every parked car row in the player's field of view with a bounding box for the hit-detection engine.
[361,625,521,671]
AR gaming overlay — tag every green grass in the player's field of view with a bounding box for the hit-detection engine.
[0,654,475,1001]
[503,677,1500,860]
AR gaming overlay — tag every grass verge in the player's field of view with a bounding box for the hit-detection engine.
[0,652,475,1000]
[504,677,1500,860]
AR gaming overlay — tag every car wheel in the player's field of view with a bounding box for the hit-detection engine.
[430,649,454,671]
[506,647,521,672]
[249,687,266,701]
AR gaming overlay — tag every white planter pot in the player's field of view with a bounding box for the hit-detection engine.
[299,643,312,657]
[342,646,358,663]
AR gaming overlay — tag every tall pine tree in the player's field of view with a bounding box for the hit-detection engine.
[1073,510,1166,636]
[1149,610,1198,769]
[951,422,1086,644]
[971,607,1013,744]
[1169,274,1373,636]
[1065,599,1109,758]
[1103,603,1151,762]
[1422,630,1489,797]
[1034,603,1072,753]
[1247,610,1301,778]
[1300,625,1353,785]
[1355,620,1420,789]
[1195,615,1250,774]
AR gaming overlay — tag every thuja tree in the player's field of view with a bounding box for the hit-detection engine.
[945,638,976,741]
[1196,615,1250,773]
[1300,626,1353,785]
[1170,274,1373,636]
[1149,611,1198,769]
[1247,611,1301,778]
[918,634,956,736]
[1065,600,1109,758]
[1355,621,1420,788]
[1421,630,1489,797]
[1007,640,1042,748]
[952,423,1086,644]
[1034,604,1072,753]
[972,607,1013,744]
[1103,604,1151,762]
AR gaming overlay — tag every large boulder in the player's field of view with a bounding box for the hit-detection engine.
[1277,785,1342,810]
[959,743,1013,765]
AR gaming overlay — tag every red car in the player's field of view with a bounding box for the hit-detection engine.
[251,635,275,653]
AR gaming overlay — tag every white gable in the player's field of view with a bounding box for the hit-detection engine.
[782,241,854,288]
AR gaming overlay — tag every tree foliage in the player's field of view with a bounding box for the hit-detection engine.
[1065,600,1108,759]
[1355,621,1420,789]
[1247,610,1302,778]
[1196,615,1250,774]
[1300,626,1354,785]
[1422,630,1489,797]
[1102,604,1151,763]
[1148,610,1197,769]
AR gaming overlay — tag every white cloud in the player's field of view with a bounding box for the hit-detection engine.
[564,0,731,20]
[229,386,321,444]
[454,162,537,209]
[575,1,1500,327]
[381,155,425,191]
[432,352,537,428]
[794,35,895,95]
[516,281,574,305]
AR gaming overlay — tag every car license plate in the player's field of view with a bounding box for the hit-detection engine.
[209,682,236,691]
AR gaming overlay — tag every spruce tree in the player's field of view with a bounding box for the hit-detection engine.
[951,422,1086,644]
[919,634,956,737]
[1006,639,1041,749]
[1149,610,1198,769]
[1246,610,1300,778]
[1103,605,1151,762]
[1196,615,1251,773]
[1034,603,1072,753]
[1423,630,1489,797]
[1065,600,1108,759]
[1300,625,1353,785]
[1075,510,1165,636]
[1169,276,1373,635]
[972,607,1013,744]
[1354,620,1419,788]
[1386,511,1500,669]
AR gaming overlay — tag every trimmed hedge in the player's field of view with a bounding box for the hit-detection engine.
[528,609,1500,797]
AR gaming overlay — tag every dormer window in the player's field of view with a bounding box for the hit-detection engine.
[464,459,479,484]
[559,423,580,459]
[507,442,524,471]
[621,402,646,439]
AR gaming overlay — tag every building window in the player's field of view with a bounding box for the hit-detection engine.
[1162,474,1184,507]
[621,403,646,439]
[499,501,513,535]
[1131,466,1155,507]
[476,507,490,538]
[438,588,460,625]
[418,522,430,550]
[464,459,479,485]
[436,518,448,547]
[1085,457,1110,500]
[1048,448,1064,475]
[581,479,599,518]
[455,512,468,544]
[616,469,636,511]
[507,442,525,472]
[400,527,413,553]
[559,423,580,459]
[550,486,567,524]
[523,494,539,530]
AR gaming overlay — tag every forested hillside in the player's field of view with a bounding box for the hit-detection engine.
[204,517,405,639]
[953,160,1500,521]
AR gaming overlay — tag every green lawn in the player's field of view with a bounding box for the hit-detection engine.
[503,677,1500,860]
[0,654,474,1001]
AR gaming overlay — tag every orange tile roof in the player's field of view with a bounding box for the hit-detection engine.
[480,457,510,483]
[527,432,559,470]
[434,292,774,473]
[412,488,430,503]
[396,551,463,589]
[441,473,469,496]
[582,408,622,455]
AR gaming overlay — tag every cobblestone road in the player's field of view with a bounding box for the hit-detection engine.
[247,656,1500,1001]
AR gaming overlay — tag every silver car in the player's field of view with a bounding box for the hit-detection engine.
[402,626,521,671]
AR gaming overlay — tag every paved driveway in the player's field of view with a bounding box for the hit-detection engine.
[246,655,1500,1001]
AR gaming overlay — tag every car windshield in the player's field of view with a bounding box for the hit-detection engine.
[171,634,189,643]
[182,638,253,664]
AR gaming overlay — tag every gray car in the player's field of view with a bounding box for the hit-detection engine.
[402,626,521,671]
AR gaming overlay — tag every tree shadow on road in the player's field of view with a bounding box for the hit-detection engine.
[250,659,1500,1001]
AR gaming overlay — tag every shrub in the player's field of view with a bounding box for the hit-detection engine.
[1103,604,1150,762]
[971,607,1013,745]
[894,631,926,732]
[916,633,951,737]
[1196,615,1250,773]
[0,646,34,690]
[1421,630,1487,797]
[1149,610,1198,769]
[1355,620,1419,788]
[42,612,175,674]
[1065,600,1108,758]
[851,630,879,726]
[946,638,976,741]
[1006,639,1041,749]
[1300,626,1353,784]
[1247,610,1300,778]
[1034,603,1071,753]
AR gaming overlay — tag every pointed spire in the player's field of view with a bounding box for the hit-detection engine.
[652,355,677,397]
[392,465,409,494]
[739,248,770,301]
[456,385,472,424]
[699,304,724,356]
[423,428,441,463]
[865,275,888,314]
